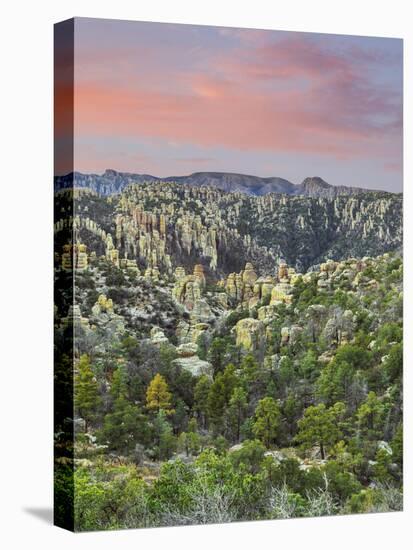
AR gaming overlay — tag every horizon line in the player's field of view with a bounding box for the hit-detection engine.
[54,168,403,193]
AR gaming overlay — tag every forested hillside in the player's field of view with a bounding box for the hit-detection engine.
[54,184,403,530]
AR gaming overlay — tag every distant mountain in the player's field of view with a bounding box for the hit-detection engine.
[298,177,369,198]
[164,172,296,196]
[54,169,390,198]
[55,169,158,196]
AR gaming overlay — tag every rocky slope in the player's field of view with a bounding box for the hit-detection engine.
[55,169,389,198]
[54,176,403,532]
[63,182,402,277]
[54,181,402,372]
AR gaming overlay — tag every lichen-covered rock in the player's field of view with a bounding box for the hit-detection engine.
[175,320,191,343]
[172,356,213,377]
[61,242,88,271]
[280,325,303,345]
[278,261,289,280]
[119,257,140,274]
[224,263,262,306]
[193,264,206,287]
[172,276,202,310]
[172,265,210,311]
[242,262,258,286]
[258,304,279,322]
[174,266,186,280]
[190,298,214,323]
[92,294,114,315]
[270,281,293,304]
[235,317,265,352]
[150,326,169,346]
[280,326,290,345]
[190,322,209,344]
[144,266,160,281]
[176,342,198,357]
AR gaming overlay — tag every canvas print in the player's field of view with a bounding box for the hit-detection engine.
[54,18,403,532]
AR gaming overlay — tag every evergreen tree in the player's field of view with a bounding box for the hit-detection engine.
[101,364,149,452]
[295,402,344,459]
[102,394,148,452]
[207,364,239,434]
[383,342,402,383]
[208,337,226,375]
[207,376,227,434]
[74,354,101,430]
[220,364,239,401]
[194,374,211,429]
[172,398,188,434]
[252,397,281,448]
[227,386,248,443]
[356,391,386,440]
[196,332,209,360]
[391,422,403,470]
[178,418,201,457]
[153,410,176,460]
[283,392,300,437]
[299,349,319,381]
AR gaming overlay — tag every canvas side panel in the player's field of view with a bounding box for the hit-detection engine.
[54,18,75,532]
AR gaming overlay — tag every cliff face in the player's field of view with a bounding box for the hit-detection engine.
[55,169,391,198]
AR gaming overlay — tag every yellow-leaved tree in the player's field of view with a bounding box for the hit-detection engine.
[146,373,174,415]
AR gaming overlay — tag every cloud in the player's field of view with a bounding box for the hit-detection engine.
[73,30,402,166]
[173,156,215,164]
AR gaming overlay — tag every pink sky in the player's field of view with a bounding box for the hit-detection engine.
[57,18,403,191]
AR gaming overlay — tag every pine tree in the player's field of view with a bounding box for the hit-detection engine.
[178,418,201,456]
[295,402,344,459]
[207,376,227,434]
[194,374,212,429]
[146,373,173,414]
[208,337,226,375]
[102,394,148,452]
[227,386,248,443]
[356,391,386,440]
[206,365,239,435]
[172,398,188,434]
[101,364,149,452]
[74,354,100,431]
[299,349,319,381]
[283,392,300,437]
[153,410,176,460]
[252,397,281,448]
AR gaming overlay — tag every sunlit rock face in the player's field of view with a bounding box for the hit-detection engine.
[68,180,401,282]
[235,317,266,352]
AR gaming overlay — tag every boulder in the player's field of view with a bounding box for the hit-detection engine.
[150,326,169,346]
[176,342,198,357]
[172,356,213,377]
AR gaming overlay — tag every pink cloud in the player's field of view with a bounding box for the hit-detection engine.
[74,34,401,163]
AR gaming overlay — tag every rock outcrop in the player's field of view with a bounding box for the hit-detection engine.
[172,340,213,377]
[235,318,265,352]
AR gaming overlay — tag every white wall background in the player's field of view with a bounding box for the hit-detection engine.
[0,0,411,548]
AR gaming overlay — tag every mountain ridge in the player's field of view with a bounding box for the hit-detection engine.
[54,169,393,198]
